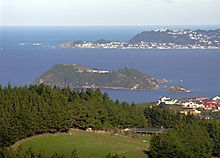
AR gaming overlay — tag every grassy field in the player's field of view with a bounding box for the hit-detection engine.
[14,130,150,158]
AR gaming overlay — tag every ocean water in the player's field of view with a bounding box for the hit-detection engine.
[0,26,220,103]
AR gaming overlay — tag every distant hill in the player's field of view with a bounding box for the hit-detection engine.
[195,29,220,37]
[129,28,220,47]
[129,29,194,45]
[35,64,159,90]
[194,29,220,42]
[58,28,220,49]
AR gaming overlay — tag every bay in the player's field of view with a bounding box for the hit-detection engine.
[1,47,220,103]
[0,26,220,103]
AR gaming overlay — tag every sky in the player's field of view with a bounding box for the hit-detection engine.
[0,0,220,26]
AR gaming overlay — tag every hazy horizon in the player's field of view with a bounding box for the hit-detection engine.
[1,24,220,27]
[1,0,220,26]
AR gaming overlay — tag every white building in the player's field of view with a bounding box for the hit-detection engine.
[213,96,220,101]
[158,97,178,105]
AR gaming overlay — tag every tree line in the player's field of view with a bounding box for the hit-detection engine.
[0,84,147,148]
[0,147,125,158]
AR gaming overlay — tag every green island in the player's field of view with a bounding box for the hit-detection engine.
[168,85,190,93]
[35,64,159,90]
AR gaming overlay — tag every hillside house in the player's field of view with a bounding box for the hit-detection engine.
[158,97,178,105]
[213,96,220,101]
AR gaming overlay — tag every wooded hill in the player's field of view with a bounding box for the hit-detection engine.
[35,64,158,90]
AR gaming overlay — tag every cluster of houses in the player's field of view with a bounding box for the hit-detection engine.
[59,41,220,49]
[58,28,220,49]
[158,96,220,116]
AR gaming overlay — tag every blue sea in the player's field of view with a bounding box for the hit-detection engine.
[0,25,220,103]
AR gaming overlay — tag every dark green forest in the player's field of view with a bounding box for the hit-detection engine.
[144,106,220,158]
[0,84,147,148]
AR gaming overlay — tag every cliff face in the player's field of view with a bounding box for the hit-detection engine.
[35,64,159,90]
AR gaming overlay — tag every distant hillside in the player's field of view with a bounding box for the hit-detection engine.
[129,28,220,47]
[195,29,220,42]
[58,28,220,49]
[35,64,159,90]
[195,29,220,37]
[129,30,193,44]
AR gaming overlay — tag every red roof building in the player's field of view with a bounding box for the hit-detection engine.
[204,102,218,107]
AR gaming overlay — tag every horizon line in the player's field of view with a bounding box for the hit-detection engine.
[1,24,220,27]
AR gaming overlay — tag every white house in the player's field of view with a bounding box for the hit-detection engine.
[158,97,178,105]
[213,96,220,101]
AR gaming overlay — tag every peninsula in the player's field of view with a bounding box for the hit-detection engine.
[59,28,220,49]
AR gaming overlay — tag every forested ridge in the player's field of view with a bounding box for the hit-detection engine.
[0,84,147,148]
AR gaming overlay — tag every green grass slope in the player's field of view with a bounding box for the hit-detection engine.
[14,131,150,158]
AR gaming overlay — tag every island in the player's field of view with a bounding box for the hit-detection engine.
[35,64,159,90]
[168,86,190,93]
[59,28,220,49]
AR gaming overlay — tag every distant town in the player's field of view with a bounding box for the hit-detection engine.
[158,95,220,118]
[59,28,220,49]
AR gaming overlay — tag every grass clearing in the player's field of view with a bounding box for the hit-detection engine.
[13,130,150,158]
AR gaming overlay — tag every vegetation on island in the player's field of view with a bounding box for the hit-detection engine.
[35,64,159,90]
[168,85,190,93]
